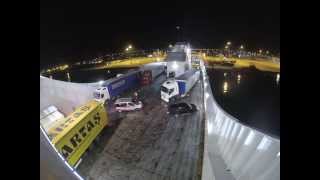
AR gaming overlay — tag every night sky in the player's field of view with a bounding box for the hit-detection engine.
[40,0,279,68]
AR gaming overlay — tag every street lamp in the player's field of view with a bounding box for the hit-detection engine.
[259,49,263,54]
[240,45,244,50]
[227,41,231,46]
[225,45,229,49]
[125,44,132,52]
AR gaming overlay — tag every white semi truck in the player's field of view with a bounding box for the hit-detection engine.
[161,69,200,102]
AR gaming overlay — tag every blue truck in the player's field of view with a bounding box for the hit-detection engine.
[93,62,165,103]
[93,70,140,103]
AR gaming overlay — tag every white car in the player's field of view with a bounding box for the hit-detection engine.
[114,98,143,112]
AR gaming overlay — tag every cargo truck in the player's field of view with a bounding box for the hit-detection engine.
[160,69,200,102]
[47,100,108,167]
[94,70,140,103]
[94,63,165,103]
[140,63,165,85]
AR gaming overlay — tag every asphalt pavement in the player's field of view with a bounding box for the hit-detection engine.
[77,72,205,180]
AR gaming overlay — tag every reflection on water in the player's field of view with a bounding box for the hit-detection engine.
[208,68,280,137]
[237,74,241,84]
[223,81,228,94]
[67,72,71,82]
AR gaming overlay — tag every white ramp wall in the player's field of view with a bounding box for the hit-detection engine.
[40,76,98,180]
[40,127,83,180]
[40,76,96,115]
[200,61,280,180]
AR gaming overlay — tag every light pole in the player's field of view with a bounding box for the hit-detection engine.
[225,41,231,57]
[125,44,133,60]
[125,44,133,51]
[176,26,182,41]
[239,45,245,57]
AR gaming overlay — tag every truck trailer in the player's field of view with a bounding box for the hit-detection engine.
[140,62,165,85]
[94,70,140,103]
[161,69,200,102]
[47,100,108,167]
[94,63,165,102]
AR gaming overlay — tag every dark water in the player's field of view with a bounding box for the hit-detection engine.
[207,68,280,137]
[48,68,136,83]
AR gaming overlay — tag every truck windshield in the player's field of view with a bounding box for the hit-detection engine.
[169,89,174,95]
[93,92,101,99]
[161,86,169,93]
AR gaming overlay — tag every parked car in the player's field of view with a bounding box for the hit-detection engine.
[168,102,197,115]
[114,98,143,112]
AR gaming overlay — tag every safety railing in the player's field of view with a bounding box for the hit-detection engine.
[200,60,280,180]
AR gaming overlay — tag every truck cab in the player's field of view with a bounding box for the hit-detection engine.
[161,69,200,103]
[160,80,179,102]
[93,87,110,103]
